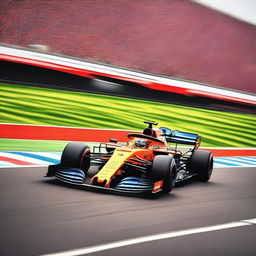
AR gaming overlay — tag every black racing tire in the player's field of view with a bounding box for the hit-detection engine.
[60,142,90,172]
[151,155,177,194]
[188,150,213,182]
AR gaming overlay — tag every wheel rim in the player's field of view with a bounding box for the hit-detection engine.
[171,166,177,187]
[208,155,213,178]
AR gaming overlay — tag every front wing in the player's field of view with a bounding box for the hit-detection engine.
[46,165,155,194]
[46,164,199,194]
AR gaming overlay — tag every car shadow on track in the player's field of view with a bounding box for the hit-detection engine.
[174,177,222,193]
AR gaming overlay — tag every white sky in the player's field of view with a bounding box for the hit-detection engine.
[193,0,256,26]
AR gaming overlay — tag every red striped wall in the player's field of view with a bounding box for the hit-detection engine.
[1,124,255,157]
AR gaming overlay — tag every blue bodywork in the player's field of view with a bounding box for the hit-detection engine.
[160,127,199,145]
[54,169,85,184]
[53,170,154,193]
[115,177,153,192]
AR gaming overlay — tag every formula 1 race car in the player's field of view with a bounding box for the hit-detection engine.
[46,121,213,194]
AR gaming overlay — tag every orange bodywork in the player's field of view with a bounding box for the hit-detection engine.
[91,148,155,187]
[90,127,187,188]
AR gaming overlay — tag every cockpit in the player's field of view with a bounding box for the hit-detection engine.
[134,138,148,148]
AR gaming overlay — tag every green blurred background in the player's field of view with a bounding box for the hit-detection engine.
[1,83,255,151]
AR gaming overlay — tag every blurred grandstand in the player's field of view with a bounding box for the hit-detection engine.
[0,0,255,93]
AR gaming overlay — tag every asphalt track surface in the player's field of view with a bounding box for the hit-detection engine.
[0,166,255,256]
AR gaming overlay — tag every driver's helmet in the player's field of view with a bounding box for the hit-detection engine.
[134,138,147,148]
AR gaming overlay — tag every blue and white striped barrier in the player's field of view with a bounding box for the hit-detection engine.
[0,151,256,168]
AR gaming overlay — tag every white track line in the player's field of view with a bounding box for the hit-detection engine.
[41,218,256,256]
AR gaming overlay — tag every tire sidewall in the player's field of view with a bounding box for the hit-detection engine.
[61,142,90,172]
[188,150,213,181]
[151,155,177,193]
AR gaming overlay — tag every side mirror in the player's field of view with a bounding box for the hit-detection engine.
[109,138,118,143]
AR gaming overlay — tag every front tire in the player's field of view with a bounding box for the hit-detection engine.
[188,150,213,182]
[60,142,90,172]
[151,155,177,193]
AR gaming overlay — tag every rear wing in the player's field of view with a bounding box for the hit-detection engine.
[160,128,201,149]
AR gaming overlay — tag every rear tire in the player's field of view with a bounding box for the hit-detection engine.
[60,142,90,172]
[188,150,213,182]
[151,155,177,193]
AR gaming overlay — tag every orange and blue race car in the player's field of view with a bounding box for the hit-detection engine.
[46,121,213,194]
